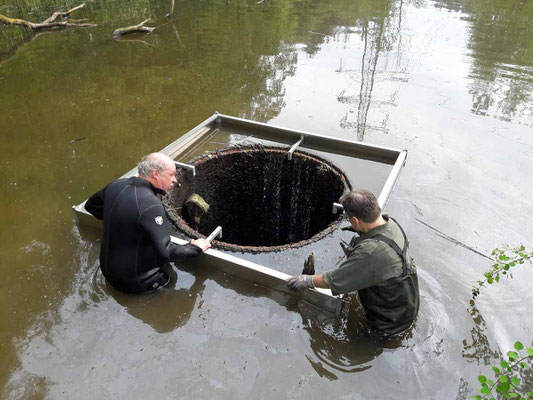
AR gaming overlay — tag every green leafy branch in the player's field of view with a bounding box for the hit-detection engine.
[472,245,533,299]
[473,341,533,400]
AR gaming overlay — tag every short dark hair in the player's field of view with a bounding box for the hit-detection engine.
[340,190,381,223]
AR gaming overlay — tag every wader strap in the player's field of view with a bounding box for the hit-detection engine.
[374,217,409,277]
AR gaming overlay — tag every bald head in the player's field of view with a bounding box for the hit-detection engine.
[138,153,175,178]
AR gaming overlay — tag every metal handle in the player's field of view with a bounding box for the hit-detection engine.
[332,202,344,214]
[174,161,196,176]
[288,135,304,160]
[206,226,222,242]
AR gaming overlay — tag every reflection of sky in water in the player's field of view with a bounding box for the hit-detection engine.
[2,0,533,397]
[270,0,532,134]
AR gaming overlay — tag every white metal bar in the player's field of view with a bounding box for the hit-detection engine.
[169,235,343,316]
[206,226,222,242]
[287,135,304,160]
[332,202,344,214]
[174,161,196,176]
[377,149,408,209]
[216,113,402,163]
[159,112,219,156]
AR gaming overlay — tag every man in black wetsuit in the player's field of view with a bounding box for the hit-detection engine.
[85,153,210,294]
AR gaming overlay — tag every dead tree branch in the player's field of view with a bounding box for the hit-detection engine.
[112,19,155,39]
[0,4,96,30]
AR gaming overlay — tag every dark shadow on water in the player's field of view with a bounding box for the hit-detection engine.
[96,264,208,334]
[297,296,414,380]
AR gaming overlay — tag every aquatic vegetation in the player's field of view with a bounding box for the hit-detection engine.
[471,245,533,299]
[473,340,533,400]
[471,245,533,400]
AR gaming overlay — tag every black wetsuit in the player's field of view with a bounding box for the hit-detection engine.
[85,177,202,293]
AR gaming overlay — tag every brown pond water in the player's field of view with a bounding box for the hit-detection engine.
[1,0,532,398]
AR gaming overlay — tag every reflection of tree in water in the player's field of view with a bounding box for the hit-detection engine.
[0,0,386,148]
[240,44,297,122]
[461,300,499,364]
[445,0,533,125]
[336,0,409,141]
[462,299,533,395]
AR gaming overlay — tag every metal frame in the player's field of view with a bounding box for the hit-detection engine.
[73,112,407,316]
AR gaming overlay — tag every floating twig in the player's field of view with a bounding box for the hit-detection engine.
[415,218,492,260]
[112,18,155,39]
[69,137,86,144]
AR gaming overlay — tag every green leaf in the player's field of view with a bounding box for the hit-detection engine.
[487,379,494,386]
[473,395,482,400]
[478,375,487,384]
[481,386,491,395]
[514,341,524,351]
[507,351,518,361]
[501,375,508,383]
[502,382,510,391]
[511,377,520,386]
[501,360,510,369]
[509,393,518,398]
[492,366,500,374]
[526,348,533,356]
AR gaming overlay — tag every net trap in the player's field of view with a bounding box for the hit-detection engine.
[73,113,407,317]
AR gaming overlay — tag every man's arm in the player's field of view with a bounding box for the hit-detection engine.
[85,187,106,220]
[285,273,329,291]
[312,274,328,288]
[286,241,380,293]
[138,205,210,263]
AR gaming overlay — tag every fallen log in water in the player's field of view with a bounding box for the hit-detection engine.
[0,4,96,30]
[112,19,155,39]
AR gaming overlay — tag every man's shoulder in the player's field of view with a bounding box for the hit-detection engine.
[348,238,381,260]
[105,178,131,192]
[374,216,406,245]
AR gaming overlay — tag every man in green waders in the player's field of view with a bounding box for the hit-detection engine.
[286,189,420,336]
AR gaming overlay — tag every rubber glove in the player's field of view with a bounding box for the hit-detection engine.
[285,275,314,291]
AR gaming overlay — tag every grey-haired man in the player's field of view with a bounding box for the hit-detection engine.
[85,152,210,293]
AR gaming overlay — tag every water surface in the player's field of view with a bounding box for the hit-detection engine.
[1,0,532,398]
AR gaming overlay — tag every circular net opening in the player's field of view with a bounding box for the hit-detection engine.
[164,145,351,253]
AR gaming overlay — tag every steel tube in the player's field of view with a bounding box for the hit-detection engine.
[377,150,408,208]
[287,135,304,160]
[332,202,344,214]
[174,161,196,176]
[216,113,401,164]
[205,226,222,242]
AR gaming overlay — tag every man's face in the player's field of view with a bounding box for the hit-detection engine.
[153,165,177,192]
